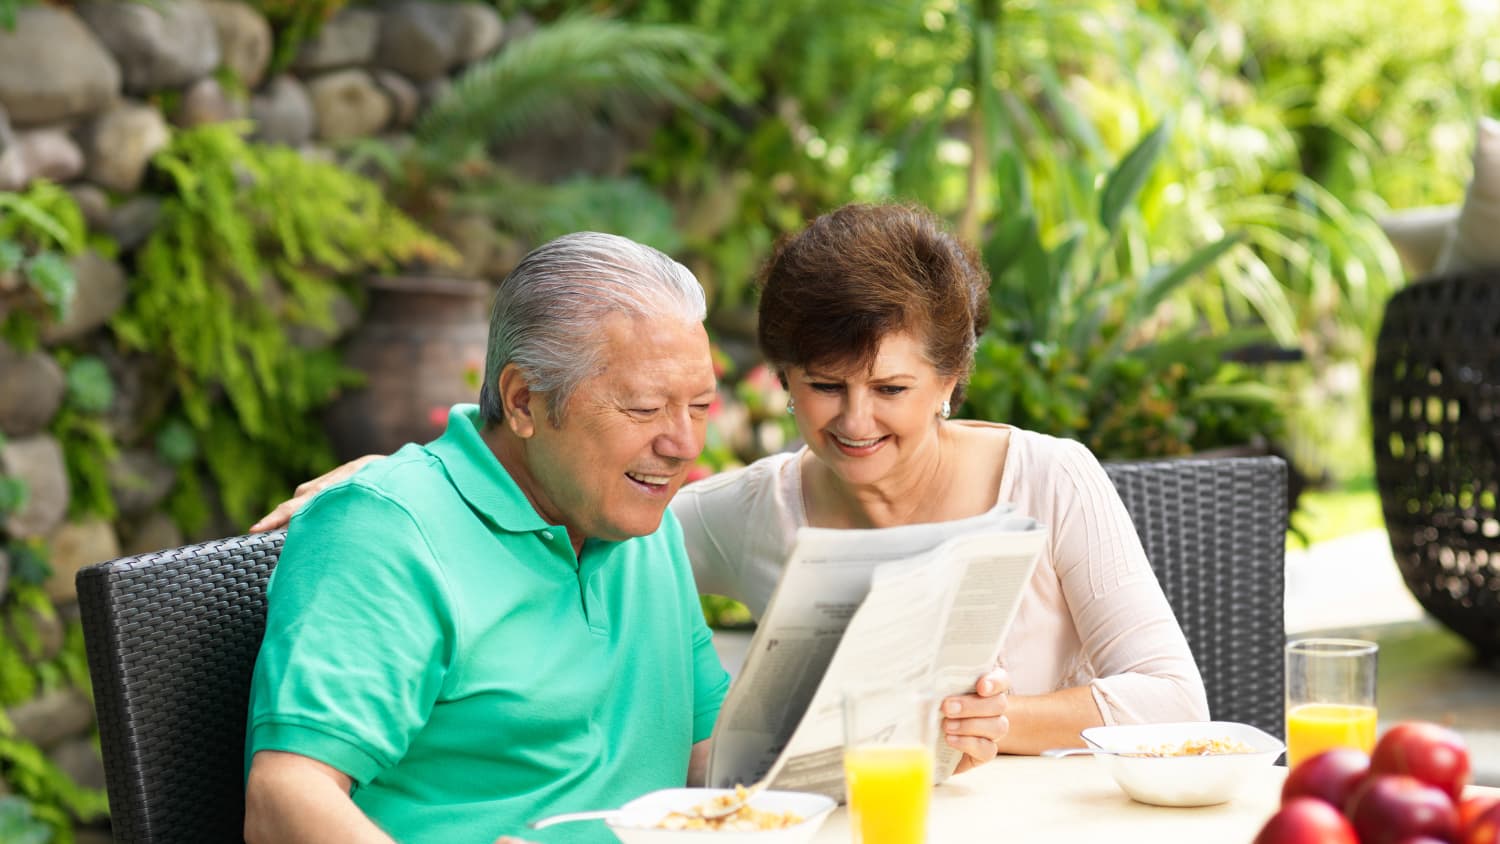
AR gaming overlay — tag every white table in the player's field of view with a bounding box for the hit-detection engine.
[811,756,1499,842]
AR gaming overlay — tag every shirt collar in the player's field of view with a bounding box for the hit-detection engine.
[425,404,550,534]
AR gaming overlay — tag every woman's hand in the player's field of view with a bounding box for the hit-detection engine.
[249,454,385,533]
[944,666,1010,774]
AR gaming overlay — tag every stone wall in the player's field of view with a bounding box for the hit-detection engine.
[0,2,509,836]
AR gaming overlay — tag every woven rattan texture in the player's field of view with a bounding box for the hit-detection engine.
[1104,457,1288,740]
[77,531,285,844]
[1371,273,1500,658]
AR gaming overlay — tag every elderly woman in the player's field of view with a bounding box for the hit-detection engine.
[254,203,1208,764]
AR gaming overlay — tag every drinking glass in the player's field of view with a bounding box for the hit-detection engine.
[842,687,936,844]
[1284,638,1379,767]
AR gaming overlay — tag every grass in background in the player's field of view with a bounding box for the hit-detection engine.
[1288,477,1384,550]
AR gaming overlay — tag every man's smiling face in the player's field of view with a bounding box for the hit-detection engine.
[513,311,716,545]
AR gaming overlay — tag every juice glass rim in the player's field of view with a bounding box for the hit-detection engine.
[1285,637,1378,657]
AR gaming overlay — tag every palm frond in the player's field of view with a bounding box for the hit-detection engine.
[416,16,727,154]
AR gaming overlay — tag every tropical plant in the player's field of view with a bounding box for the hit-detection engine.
[345,15,727,260]
[964,122,1284,456]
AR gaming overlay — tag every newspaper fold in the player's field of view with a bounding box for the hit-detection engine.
[707,506,1046,800]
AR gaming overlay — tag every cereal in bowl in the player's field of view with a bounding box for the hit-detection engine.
[1132,737,1255,757]
[654,785,804,831]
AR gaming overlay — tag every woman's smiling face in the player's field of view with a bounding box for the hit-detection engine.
[784,330,958,488]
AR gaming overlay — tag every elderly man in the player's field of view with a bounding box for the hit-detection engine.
[243,233,730,843]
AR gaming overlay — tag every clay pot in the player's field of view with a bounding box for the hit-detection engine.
[325,275,492,461]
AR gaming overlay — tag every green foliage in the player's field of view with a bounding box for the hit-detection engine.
[50,408,118,521]
[0,794,53,844]
[3,540,49,586]
[0,715,107,844]
[700,594,753,630]
[965,122,1284,456]
[113,123,453,526]
[417,16,728,158]
[0,586,108,842]
[62,357,114,415]
[0,431,25,515]
[348,15,728,274]
[154,418,198,466]
[0,182,87,345]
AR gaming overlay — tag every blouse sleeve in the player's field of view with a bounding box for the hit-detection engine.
[669,478,737,598]
[1047,441,1210,725]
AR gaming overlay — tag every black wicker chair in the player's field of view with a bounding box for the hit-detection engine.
[1104,456,1288,740]
[1371,272,1500,659]
[76,531,285,844]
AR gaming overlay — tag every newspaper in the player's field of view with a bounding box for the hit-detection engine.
[706,507,1046,801]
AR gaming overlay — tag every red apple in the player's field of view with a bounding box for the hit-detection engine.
[1345,774,1459,844]
[1462,795,1500,833]
[1372,721,1472,802]
[1283,748,1370,809]
[1254,796,1359,844]
[1464,802,1500,844]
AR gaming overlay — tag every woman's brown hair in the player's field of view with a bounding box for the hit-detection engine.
[756,203,991,404]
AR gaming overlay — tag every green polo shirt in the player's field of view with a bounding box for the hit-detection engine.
[246,404,729,843]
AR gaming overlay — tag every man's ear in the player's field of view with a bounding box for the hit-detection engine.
[497,364,537,438]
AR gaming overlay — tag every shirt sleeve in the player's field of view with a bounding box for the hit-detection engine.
[670,477,738,599]
[246,481,455,785]
[658,511,731,743]
[1046,441,1210,725]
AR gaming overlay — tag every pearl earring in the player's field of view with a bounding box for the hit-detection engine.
[940,400,951,419]
[786,397,796,414]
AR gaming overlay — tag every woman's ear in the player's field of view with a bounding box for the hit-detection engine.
[498,364,536,438]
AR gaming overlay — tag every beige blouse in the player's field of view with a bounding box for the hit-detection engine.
[669,423,1209,726]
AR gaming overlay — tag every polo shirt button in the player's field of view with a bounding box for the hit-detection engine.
[541,531,553,541]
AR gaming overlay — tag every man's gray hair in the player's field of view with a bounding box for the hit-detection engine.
[479,232,707,428]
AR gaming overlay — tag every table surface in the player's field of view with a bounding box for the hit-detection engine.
[809,756,1500,842]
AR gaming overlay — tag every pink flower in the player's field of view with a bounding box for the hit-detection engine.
[428,405,449,429]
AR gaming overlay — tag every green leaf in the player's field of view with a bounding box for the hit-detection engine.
[0,240,23,273]
[21,252,76,320]
[0,476,27,516]
[0,193,74,253]
[418,17,729,155]
[7,542,51,586]
[1130,233,1242,323]
[981,209,1034,281]
[155,418,199,466]
[1099,121,1170,236]
[64,357,115,415]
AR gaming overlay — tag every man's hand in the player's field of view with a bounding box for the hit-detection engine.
[249,454,382,532]
[944,667,1010,774]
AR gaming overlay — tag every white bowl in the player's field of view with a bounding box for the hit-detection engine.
[1081,720,1286,807]
[605,788,836,844]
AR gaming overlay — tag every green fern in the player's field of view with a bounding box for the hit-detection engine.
[416,16,728,157]
[113,123,455,525]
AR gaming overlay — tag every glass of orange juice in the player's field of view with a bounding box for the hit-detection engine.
[842,686,936,844]
[1285,638,1379,767]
